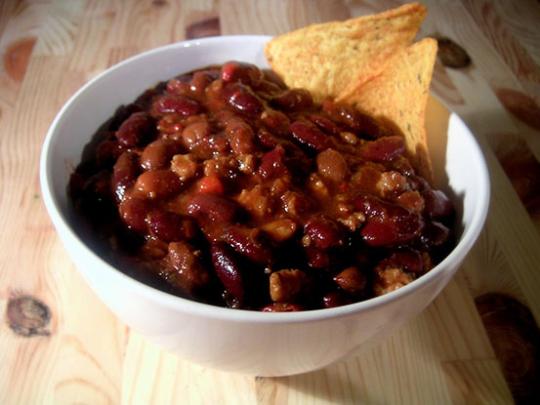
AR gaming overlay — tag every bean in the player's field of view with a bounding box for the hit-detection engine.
[423,189,454,218]
[181,121,210,150]
[257,128,279,149]
[317,148,348,183]
[221,61,262,86]
[359,136,405,162]
[116,112,154,147]
[186,193,239,223]
[308,114,341,136]
[323,291,351,308]
[322,99,380,136]
[119,197,151,232]
[420,221,450,247]
[112,151,139,202]
[211,242,244,303]
[226,119,255,155]
[223,226,271,264]
[134,170,182,199]
[334,266,366,294]
[271,89,313,111]
[223,83,263,117]
[146,210,187,242]
[165,241,210,295]
[153,95,201,116]
[289,121,331,151]
[140,139,180,171]
[304,216,345,250]
[258,145,287,179]
[260,109,290,136]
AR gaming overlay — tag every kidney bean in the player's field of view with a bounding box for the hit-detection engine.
[269,269,307,303]
[165,241,211,295]
[289,121,331,151]
[112,151,140,202]
[423,189,454,218]
[359,136,405,162]
[317,148,348,183]
[308,114,341,136]
[420,221,450,247]
[181,120,210,150]
[258,145,287,179]
[96,139,122,167]
[166,76,192,96]
[305,246,330,268]
[271,89,313,111]
[221,61,263,87]
[210,242,244,302]
[260,109,290,136]
[153,95,201,116]
[323,291,351,308]
[190,70,219,97]
[355,194,423,246]
[146,210,187,242]
[226,119,255,155]
[140,139,180,171]
[223,83,263,117]
[257,128,279,148]
[380,249,424,274]
[223,226,272,264]
[187,193,239,223]
[134,170,182,199]
[304,216,345,250]
[119,197,151,233]
[261,303,303,312]
[322,99,379,136]
[116,112,154,147]
[334,266,366,294]
[196,175,224,194]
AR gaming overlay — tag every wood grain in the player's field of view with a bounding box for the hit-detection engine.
[1,0,539,403]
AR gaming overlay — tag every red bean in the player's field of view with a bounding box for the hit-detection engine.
[380,250,424,274]
[257,128,279,148]
[316,148,348,183]
[354,194,424,246]
[226,119,255,155]
[112,151,139,202]
[423,189,454,218]
[211,242,244,303]
[322,100,379,135]
[223,226,271,264]
[258,145,287,179]
[289,121,331,151]
[186,193,239,223]
[119,197,151,232]
[223,83,263,117]
[271,89,313,111]
[334,266,366,293]
[146,210,187,242]
[304,216,345,250]
[140,139,180,171]
[153,95,201,116]
[305,246,330,269]
[116,112,154,147]
[359,136,405,162]
[221,61,262,86]
[165,241,211,295]
[260,109,290,136]
[181,120,211,151]
[134,170,182,199]
[323,291,351,308]
[420,221,450,247]
[308,114,341,136]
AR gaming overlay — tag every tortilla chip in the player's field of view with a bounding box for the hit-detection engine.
[338,38,438,181]
[264,3,426,103]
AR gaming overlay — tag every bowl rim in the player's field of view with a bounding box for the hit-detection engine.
[40,35,491,324]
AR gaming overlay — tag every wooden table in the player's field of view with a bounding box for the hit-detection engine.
[2,1,539,403]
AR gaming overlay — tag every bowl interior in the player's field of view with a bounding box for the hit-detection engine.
[41,35,489,318]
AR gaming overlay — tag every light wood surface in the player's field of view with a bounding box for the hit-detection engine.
[1,0,539,403]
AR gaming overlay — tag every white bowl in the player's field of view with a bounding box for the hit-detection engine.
[40,35,490,376]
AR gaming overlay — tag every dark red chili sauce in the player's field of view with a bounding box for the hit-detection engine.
[69,61,455,311]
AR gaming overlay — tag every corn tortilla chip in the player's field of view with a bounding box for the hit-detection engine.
[338,38,438,181]
[264,3,426,103]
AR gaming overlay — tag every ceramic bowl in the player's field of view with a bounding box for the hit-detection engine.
[40,36,490,376]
